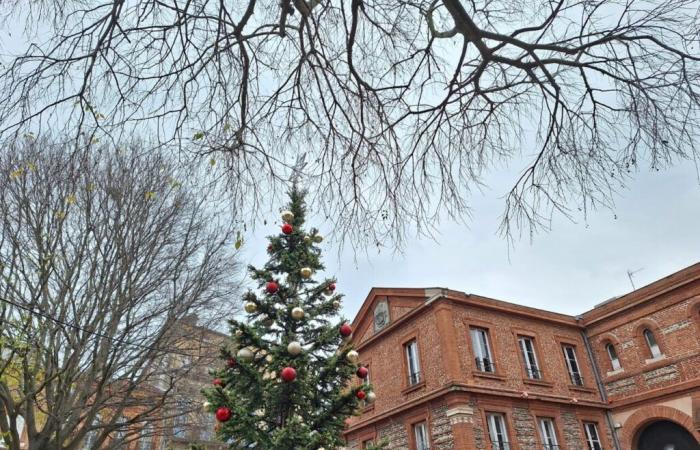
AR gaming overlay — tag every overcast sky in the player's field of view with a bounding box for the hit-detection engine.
[242,159,700,319]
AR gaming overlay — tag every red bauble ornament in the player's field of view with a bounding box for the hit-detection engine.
[213,378,224,387]
[227,358,237,368]
[281,223,293,235]
[356,390,366,400]
[215,407,232,422]
[280,367,297,382]
[356,366,369,379]
[329,283,336,292]
[339,323,353,337]
[267,244,273,253]
[266,281,279,294]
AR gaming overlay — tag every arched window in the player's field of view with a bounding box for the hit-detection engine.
[606,343,621,371]
[643,329,662,358]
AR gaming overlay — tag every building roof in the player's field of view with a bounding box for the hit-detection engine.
[351,261,700,332]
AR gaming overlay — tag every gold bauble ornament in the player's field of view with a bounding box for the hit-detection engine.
[300,267,313,279]
[366,392,377,403]
[303,235,312,244]
[237,347,254,362]
[291,307,305,320]
[281,210,294,222]
[287,341,302,356]
[266,354,274,363]
[244,301,257,314]
[346,350,360,364]
[313,234,324,243]
[261,315,274,327]
[332,300,341,309]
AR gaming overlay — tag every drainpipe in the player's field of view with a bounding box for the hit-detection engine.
[579,326,623,450]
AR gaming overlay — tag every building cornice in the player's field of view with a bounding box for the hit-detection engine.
[343,382,608,435]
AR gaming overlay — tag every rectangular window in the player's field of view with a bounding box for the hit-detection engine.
[405,340,421,385]
[172,401,188,438]
[486,413,510,450]
[471,328,495,373]
[538,418,559,450]
[518,336,542,379]
[413,421,430,450]
[584,422,603,450]
[563,345,583,386]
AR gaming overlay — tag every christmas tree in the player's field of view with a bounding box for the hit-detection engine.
[203,187,375,449]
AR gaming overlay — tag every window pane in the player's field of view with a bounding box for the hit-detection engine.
[519,337,541,379]
[414,422,429,450]
[486,413,509,448]
[606,344,621,370]
[584,422,602,450]
[406,341,421,384]
[472,328,494,372]
[643,329,662,358]
[538,418,558,448]
[563,346,582,385]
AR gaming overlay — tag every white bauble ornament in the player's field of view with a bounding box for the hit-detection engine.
[244,301,257,313]
[346,350,360,364]
[332,300,341,309]
[366,392,376,403]
[203,401,212,411]
[237,347,254,362]
[281,210,294,222]
[287,341,302,355]
[300,267,313,279]
[303,235,312,244]
[313,234,324,243]
[266,354,274,363]
[291,307,305,320]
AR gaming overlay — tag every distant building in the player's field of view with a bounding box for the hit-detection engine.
[344,263,700,450]
[131,315,229,450]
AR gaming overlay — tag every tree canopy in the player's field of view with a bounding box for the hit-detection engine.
[0,0,698,247]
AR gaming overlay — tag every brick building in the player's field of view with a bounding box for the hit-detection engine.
[344,263,700,450]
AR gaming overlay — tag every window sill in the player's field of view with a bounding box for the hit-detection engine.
[606,368,624,377]
[523,378,554,388]
[474,371,506,381]
[402,380,426,395]
[644,354,666,365]
[568,384,596,393]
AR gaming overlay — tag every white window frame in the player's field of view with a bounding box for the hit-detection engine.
[606,343,621,371]
[643,329,662,359]
[471,328,495,373]
[413,421,430,450]
[584,422,603,450]
[405,340,421,385]
[518,336,541,379]
[139,424,154,450]
[486,413,510,449]
[538,418,559,450]
[562,345,583,385]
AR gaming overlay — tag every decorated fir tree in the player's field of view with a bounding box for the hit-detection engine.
[203,187,375,449]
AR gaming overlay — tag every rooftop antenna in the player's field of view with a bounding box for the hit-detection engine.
[626,267,644,290]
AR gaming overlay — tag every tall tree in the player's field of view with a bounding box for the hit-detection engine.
[0,138,239,450]
[204,187,376,449]
[0,0,698,246]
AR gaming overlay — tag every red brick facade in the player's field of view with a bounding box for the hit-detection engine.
[345,264,700,450]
